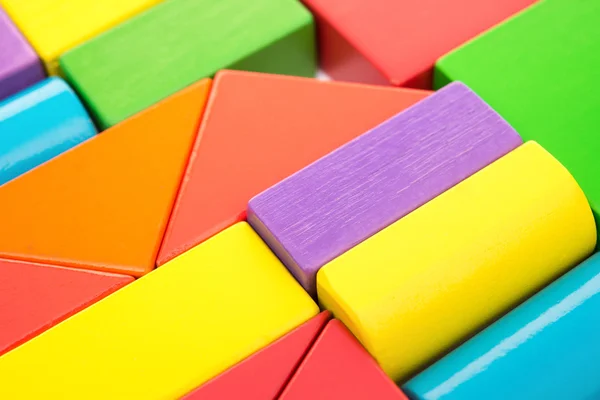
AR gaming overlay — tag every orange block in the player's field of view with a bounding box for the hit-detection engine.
[0,79,211,276]
[158,70,430,265]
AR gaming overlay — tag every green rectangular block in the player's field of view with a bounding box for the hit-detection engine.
[435,0,600,233]
[60,0,316,128]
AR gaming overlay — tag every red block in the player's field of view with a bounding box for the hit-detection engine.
[279,320,408,400]
[0,259,132,355]
[182,311,331,400]
[157,70,429,265]
[303,0,537,88]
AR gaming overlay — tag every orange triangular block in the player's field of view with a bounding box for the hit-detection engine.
[0,258,132,355]
[0,79,211,276]
[158,70,430,265]
[181,311,331,400]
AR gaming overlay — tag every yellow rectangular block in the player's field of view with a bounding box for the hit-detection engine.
[0,0,163,74]
[0,222,318,399]
[317,141,596,382]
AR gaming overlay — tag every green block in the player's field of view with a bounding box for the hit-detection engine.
[60,0,316,128]
[435,0,600,231]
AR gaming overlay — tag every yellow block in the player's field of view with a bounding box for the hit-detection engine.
[0,0,163,74]
[317,141,596,382]
[0,222,318,399]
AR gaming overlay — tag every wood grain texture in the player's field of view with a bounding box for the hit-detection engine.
[0,0,163,74]
[318,142,597,382]
[435,0,600,237]
[60,0,316,128]
[157,70,430,266]
[0,222,318,399]
[302,0,537,88]
[0,6,44,101]
[0,259,132,355]
[279,320,408,400]
[0,77,96,186]
[182,311,330,400]
[248,82,522,296]
[0,80,210,277]
[405,252,600,400]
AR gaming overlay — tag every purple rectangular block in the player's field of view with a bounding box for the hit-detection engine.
[0,6,45,101]
[248,82,523,296]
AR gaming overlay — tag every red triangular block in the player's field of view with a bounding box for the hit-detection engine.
[0,259,132,355]
[279,319,408,400]
[157,70,430,265]
[182,311,331,400]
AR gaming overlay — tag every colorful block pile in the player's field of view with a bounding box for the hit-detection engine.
[0,0,599,399]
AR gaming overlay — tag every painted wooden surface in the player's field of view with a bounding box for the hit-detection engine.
[183,311,330,400]
[60,0,316,128]
[0,0,163,74]
[0,259,132,355]
[0,77,96,186]
[318,141,596,382]
[158,70,430,266]
[279,320,408,400]
[436,0,600,235]
[0,222,318,399]
[404,252,600,400]
[302,0,537,88]
[0,79,211,276]
[249,82,522,296]
[0,6,44,101]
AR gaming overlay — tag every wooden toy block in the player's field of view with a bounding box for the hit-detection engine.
[404,252,600,400]
[0,79,211,277]
[0,0,163,75]
[317,141,596,382]
[302,0,536,89]
[435,0,600,235]
[0,6,44,101]
[0,222,318,399]
[59,0,316,128]
[279,320,408,400]
[157,70,430,266]
[183,311,330,400]
[0,77,96,186]
[0,259,132,355]
[249,82,522,296]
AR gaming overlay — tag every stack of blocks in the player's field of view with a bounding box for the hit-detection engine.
[0,0,599,399]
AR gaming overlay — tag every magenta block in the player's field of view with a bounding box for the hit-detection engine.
[248,82,523,296]
[0,6,45,101]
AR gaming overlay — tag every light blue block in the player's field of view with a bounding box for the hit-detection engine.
[0,77,96,186]
[404,253,600,400]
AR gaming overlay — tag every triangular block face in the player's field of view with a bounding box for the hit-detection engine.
[0,259,132,355]
[182,311,331,400]
[157,70,430,265]
[279,320,408,400]
[0,79,211,277]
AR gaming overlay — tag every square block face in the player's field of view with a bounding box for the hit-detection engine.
[60,0,316,128]
[0,6,45,100]
[0,0,163,74]
[404,253,600,400]
[0,222,319,399]
[317,142,596,382]
[435,0,600,233]
[303,0,537,88]
[248,82,522,296]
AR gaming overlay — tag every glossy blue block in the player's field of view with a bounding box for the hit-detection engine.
[0,77,96,186]
[404,253,600,400]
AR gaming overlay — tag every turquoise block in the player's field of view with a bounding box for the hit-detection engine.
[0,77,96,186]
[404,253,600,400]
